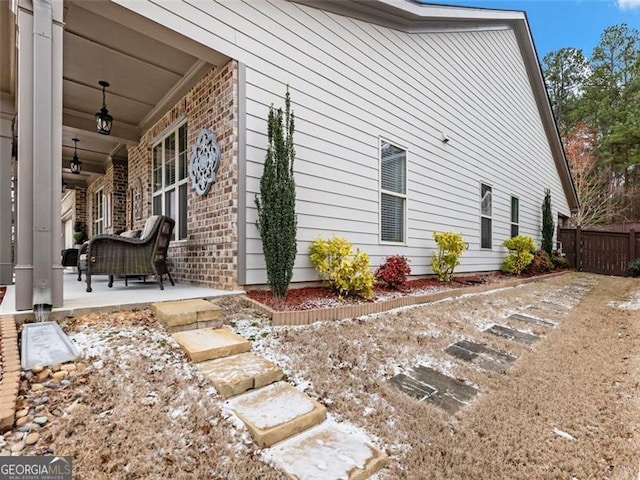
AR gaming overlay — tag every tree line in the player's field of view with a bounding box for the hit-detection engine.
[542,24,640,226]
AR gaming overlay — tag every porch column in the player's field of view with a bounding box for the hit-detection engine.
[0,96,13,285]
[14,0,63,310]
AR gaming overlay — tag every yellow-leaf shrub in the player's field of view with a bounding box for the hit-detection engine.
[431,231,467,282]
[309,236,375,300]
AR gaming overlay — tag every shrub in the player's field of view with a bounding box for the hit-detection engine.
[552,255,571,270]
[629,258,640,277]
[541,189,554,256]
[524,249,553,274]
[376,255,411,288]
[431,232,467,282]
[502,235,536,275]
[255,87,297,298]
[309,236,375,299]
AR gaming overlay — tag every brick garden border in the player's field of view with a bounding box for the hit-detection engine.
[0,317,19,432]
[245,272,569,326]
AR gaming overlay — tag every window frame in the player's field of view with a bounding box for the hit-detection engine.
[510,195,519,238]
[378,137,408,245]
[152,121,189,241]
[93,187,104,236]
[480,183,492,249]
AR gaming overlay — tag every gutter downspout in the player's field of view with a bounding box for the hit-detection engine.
[32,0,53,313]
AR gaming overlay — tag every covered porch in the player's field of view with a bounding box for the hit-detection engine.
[0,0,236,312]
[0,269,241,322]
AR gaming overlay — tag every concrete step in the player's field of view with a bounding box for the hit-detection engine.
[197,352,284,398]
[152,299,223,333]
[227,382,326,448]
[172,327,250,363]
[263,420,388,480]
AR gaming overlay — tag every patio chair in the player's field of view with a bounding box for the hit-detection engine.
[84,215,175,293]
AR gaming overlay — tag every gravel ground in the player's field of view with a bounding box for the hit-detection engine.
[3,272,640,479]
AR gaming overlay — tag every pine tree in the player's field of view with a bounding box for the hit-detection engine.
[255,87,297,298]
[542,189,554,256]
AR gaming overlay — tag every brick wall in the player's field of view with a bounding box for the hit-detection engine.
[85,158,128,237]
[75,187,87,229]
[126,60,239,289]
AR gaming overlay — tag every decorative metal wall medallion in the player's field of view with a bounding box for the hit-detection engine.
[189,128,221,196]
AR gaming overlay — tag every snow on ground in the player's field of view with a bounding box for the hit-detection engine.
[609,290,640,310]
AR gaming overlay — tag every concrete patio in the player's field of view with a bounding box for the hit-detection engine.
[0,269,243,322]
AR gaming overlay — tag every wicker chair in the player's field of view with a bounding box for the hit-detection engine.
[84,215,175,293]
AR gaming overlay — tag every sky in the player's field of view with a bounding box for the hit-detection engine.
[430,0,640,60]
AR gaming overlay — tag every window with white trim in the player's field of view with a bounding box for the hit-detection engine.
[93,188,104,235]
[511,196,519,237]
[480,183,492,249]
[152,122,188,240]
[380,139,406,243]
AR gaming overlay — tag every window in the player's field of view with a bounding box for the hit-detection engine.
[152,123,188,240]
[380,139,406,243]
[511,196,519,237]
[93,188,104,235]
[480,183,492,249]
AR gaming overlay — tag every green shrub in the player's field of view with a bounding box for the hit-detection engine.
[552,255,571,270]
[541,189,554,256]
[309,236,375,299]
[502,235,536,275]
[629,258,640,277]
[524,249,553,274]
[431,232,467,282]
[255,87,297,298]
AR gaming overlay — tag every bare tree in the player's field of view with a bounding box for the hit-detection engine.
[566,123,627,226]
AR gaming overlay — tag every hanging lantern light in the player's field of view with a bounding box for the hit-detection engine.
[70,138,82,174]
[95,80,113,135]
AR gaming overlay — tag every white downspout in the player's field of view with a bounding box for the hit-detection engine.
[32,0,53,311]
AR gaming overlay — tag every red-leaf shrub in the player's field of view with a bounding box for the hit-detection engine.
[375,255,411,288]
[524,249,553,274]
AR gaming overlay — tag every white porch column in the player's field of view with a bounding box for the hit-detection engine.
[14,0,63,310]
[0,96,13,285]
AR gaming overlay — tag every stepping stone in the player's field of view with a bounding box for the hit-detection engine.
[172,327,250,363]
[152,299,223,332]
[227,382,326,447]
[539,300,570,311]
[445,340,516,373]
[390,366,478,414]
[526,305,565,317]
[508,313,556,328]
[197,352,283,398]
[263,421,387,480]
[389,373,436,401]
[485,325,540,345]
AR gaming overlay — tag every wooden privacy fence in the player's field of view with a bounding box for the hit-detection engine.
[559,227,639,276]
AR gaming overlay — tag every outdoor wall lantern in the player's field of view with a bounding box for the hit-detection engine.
[70,138,82,174]
[95,80,113,135]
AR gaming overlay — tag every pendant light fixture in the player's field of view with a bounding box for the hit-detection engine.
[70,138,82,174]
[95,80,113,135]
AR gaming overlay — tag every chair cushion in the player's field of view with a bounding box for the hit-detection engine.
[140,216,160,240]
[120,229,142,239]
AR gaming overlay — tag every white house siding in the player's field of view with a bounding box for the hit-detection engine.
[116,0,571,285]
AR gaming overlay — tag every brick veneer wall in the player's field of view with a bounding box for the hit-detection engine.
[75,187,87,229]
[85,158,128,237]
[126,60,239,290]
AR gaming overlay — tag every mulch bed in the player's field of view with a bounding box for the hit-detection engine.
[247,273,514,311]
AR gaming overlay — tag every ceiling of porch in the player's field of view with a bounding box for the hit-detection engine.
[59,1,229,189]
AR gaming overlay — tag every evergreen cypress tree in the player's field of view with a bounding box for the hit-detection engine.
[542,189,555,256]
[255,87,297,298]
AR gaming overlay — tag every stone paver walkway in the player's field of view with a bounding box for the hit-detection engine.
[155,300,387,479]
[390,278,597,414]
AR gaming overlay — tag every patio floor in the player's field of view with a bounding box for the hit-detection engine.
[0,269,244,321]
